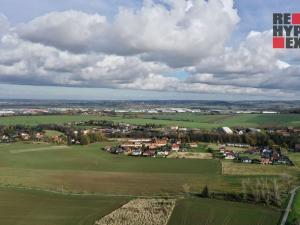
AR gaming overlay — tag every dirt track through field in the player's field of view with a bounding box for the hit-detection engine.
[10,146,69,154]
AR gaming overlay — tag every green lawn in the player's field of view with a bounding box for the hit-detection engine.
[168,198,281,225]
[0,187,129,225]
[44,130,65,137]
[187,143,211,153]
[1,113,300,128]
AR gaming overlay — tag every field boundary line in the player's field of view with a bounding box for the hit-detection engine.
[94,199,132,224]
[165,199,176,225]
[0,184,184,199]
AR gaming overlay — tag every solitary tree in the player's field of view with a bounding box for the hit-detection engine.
[201,185,209,198]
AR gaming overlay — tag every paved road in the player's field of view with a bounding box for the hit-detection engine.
[280,186,300,225]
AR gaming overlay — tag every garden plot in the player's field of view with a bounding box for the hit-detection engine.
[95,198,175,225]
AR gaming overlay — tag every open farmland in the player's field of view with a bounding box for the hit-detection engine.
[168,198,281,225]
[0,142,247,195]
[1,113,300,128]
[0,140,296,225]
[0,187,129,225]
[221,160,300,176]
[0,142,298,195]
[142,113,300,128]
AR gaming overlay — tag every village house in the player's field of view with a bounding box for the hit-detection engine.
[171,143,180,151]
[226,143,250,148]
[52,135,65,144]
[157,150,169,157]
[142,150,156,157]
[121,142,143,148]
[170,126,179,131]
[82,129,90,135]
[131,149,142,156]
[1,135,10,143]
[2,135,8,140]
[155,139,168,146]
[275,156,293,165]
[240,157,252,163]
[219,146,226,153]
[225,153,235,160]
[189,142,198,148]
[261,157,272,165]
[19,132,30,140]
[224,150,236,159]
[149,139,168,149]
[128,138,152,143]
[35,132,44,140]
[178,128,187,131]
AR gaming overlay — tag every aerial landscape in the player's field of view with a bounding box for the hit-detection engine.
[0,100,299,225]
[0,0,300,225]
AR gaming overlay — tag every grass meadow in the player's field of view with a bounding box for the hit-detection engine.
[168,198,281,225]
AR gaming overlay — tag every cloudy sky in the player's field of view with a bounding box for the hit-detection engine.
[0,0,299,100]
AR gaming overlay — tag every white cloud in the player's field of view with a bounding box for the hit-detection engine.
[120,73,292,98]
[17,0,239,67]
[0,33,170,87]
[0,0,299,99]
[186,30,300,92]
[18,11,107,54]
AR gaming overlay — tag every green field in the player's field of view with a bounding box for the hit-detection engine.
[0,113,299,225]
[288,190,300,224]
[168,198,281,225]
[0,187,129,225]
[1,113,300,128]
[0,187,282,225]
[0,142,298,195]
[0,142,244,195]
[0,141,296,225]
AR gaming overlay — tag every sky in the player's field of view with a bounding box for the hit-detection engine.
[0,0,299,100]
